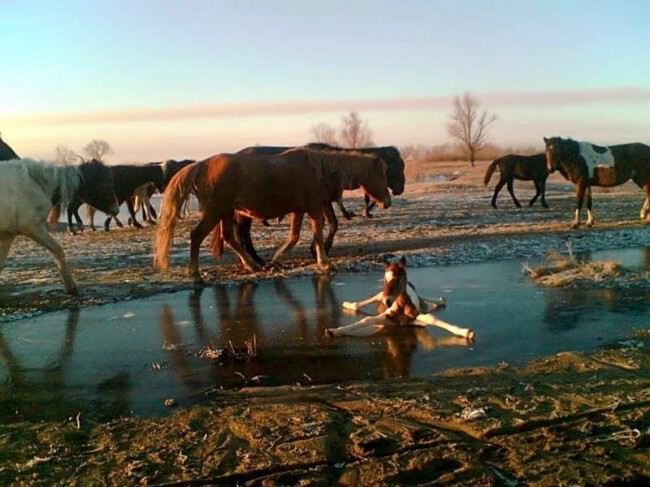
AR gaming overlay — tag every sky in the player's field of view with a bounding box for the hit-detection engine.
[1,0,649,161]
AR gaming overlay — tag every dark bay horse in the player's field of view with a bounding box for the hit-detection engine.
[484,153,551,208]
[544,137,650,228]
[153,149,391,282]
[238,143,405,217]
[0,158,119,294]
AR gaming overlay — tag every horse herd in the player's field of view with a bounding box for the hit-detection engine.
[0,135,649,295]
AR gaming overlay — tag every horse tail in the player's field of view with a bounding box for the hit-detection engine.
[484,158,500,185]
[210,221,225,258]
[47,204,61,227]
[153,162,201,271]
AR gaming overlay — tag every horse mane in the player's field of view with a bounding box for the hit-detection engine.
[17,158,81,206]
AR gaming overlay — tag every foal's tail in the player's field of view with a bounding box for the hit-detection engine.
[153,162,201,271]
[483,159,500,185]
[47,204,62,227]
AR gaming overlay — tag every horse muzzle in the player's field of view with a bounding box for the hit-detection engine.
[380,194,392,209]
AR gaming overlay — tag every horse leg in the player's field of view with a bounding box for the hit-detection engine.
[342,291,384,311]
[529,180,541,207]
[491,177,506,208]
[325,313,387,337]
[507,178,521,208]
[572,182,587,229]
[104,216,111,232]
[235,215,264,265]
[311,203,338,258]
[127,199,143,229]
[221,214,261,273]
[364,194,376,218]
[73,209,84,232]
[0,235,16,273]
[86,205,96,231]
[27,226,77,295]
[640,184,650,222]
[188,213,221,282]
[585,186,595,227]
[308,212,329,270]
[149,202,158,221]
[271,211,304,264]
[337,198,355,220]
[67,208,77,235]
[540,178,549,208]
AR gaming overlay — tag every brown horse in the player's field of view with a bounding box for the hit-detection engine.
[484,153,551,208]
[153,148,391,281]
[544,137,650,228]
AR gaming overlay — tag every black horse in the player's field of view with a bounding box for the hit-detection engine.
[484,153,551,208]
[544,137,650,228]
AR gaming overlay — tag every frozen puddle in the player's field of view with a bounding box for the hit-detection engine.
[1,247,648,421]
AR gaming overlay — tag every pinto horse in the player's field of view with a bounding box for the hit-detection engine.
[484,153,551,208]
[0,159,119,294]
[544,137,650,228]
[153,148,392,282]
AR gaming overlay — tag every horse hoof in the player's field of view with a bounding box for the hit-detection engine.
[191,275,204,285]
[324,328,336,338]
[585,221,594,228]
[65,285,78,296]
[466,329,475,342]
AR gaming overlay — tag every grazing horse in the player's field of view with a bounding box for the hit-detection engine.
[484,153,551,208]
[544,137,650,228]
[325,257,474,338]
[0,158,119,294]
[153,148,392,282]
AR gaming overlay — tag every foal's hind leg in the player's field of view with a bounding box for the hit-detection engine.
[0,235,16,273]
[27,226,77,295]
[506,178,521,208]
[188,213,221,282]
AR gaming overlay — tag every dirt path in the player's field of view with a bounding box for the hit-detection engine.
[1,160,649,320]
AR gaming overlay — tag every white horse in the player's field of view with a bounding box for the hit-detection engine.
[0,158,119,294]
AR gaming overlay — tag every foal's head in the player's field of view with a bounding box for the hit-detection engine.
[383,256,408,306]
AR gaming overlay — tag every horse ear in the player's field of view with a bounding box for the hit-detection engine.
[399,256,406,267]
[543,137,549,144]
[384,262,391,270]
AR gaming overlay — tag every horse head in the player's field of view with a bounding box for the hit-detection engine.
[381,147,406,196]
[78,159,120,216]
[383,256,408,307]
[362,155,392,209]
[544,137,580,174]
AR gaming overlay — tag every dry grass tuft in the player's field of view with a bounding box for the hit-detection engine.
[523,253,624,287]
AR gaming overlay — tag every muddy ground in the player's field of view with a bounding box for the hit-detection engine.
[1,160,649,321]
[1,160,650,484]
[2,333,650,485]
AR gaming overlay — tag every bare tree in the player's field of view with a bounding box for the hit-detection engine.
[309,122,338,145]
[447,92,496,167]
[339,112,374,148]
[83,139,113,161]
[55,145,81,164]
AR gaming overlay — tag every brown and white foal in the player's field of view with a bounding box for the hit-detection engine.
[325,257,474,339]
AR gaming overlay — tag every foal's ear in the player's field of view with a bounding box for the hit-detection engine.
[399,256,406,268]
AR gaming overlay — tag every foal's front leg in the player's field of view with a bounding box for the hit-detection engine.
[342,292,384,311]
[326,313,387,337]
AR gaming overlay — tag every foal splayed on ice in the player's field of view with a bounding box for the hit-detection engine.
[544,137,650,228]
[0,159,119,294]
[325,257,474,339]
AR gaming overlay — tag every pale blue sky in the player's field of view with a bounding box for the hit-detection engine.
[1,0,649,160]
